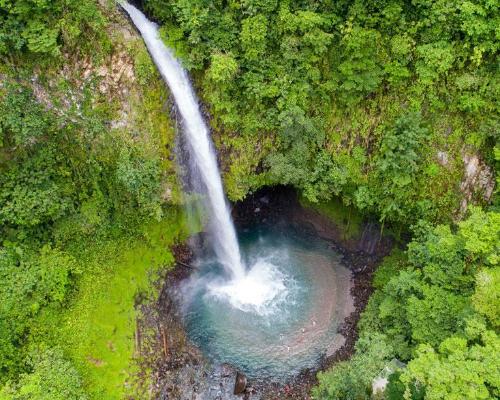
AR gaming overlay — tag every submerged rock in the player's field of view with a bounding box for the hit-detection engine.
[234,372,247,395]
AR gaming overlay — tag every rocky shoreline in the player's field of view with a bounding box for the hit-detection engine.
[132,187,394,399]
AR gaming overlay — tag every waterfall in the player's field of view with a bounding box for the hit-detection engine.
[121,2,245,279]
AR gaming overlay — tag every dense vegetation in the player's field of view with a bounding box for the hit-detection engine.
[0,1,184,398]
[146,0,498,225]
[0,0,498,399]
[315,207,499,399]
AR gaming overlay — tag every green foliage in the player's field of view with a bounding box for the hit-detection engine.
[331,24,384,102]
[375,269,423,360]
[406,285,470,348]
[240,15,267,62]
[372,249,407,289]
[314,333,393,399]
[367,112,431,223]
[472,267,500,328]
[401,319,500,400]
[385,372,413,400]
[458,206,500,265]
[415,41,455,87]
[0,148,73,228]
[0,18,178,397]
[134,46,159,86]
[52,215,185,399]
[409,207,499,291]
[0,0,105,57]
[0,80,168,240]
[116,146,163,220]
[321,208,500,398]
[303,146,367,204]
[0,245,78,378]
[0,1,498,399]
[377,113,428,188]
[145,0,497,227]
[207,53,239,83]
[0,84,51,147]
[368,208,499,360]
[0,348,87,400]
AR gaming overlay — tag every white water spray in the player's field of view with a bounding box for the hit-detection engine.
[121,2,245,279]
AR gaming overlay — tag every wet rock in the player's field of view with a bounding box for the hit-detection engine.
[234,372,247,395]
[357,222,381,255]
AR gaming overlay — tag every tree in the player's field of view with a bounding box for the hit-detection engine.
[207,53,239,83]
[240,15,268,62]
[0,0,105,56]
[314,333,394,399]
[0,246,78,377]
[0,348,87,400]
[356,209,499,365]
[458,206,500,266]
[401,320,500,400]
[0,152,73,228]
[330,24,384,103]
[373,112,430,223]
[473,267,500,328]
[406,285,470,348]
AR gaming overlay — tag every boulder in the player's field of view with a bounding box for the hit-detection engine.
[234,372,247,395]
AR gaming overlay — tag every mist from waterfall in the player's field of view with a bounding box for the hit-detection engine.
[121,2,245,279]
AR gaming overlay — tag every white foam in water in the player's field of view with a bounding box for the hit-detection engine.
[208,259,288,315]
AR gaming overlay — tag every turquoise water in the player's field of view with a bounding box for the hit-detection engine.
[181,226,353,380]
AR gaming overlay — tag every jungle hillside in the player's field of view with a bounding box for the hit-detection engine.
[0,0,498,399]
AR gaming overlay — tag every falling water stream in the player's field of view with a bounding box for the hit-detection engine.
[122,2,353,381]
[121,2,244,279]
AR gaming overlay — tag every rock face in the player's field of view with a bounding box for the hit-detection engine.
[459,153,495,216]
[234,372,247,395]
[372,358,406,397]
[357,222,382,255]
[372,376,389,396]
